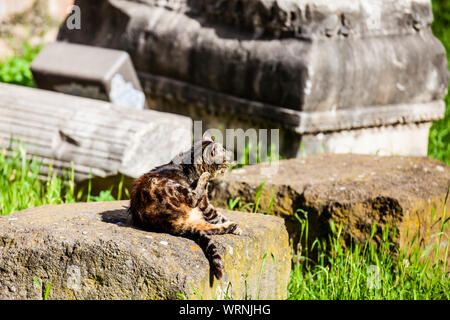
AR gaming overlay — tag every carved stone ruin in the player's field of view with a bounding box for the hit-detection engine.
[57,0,449,158]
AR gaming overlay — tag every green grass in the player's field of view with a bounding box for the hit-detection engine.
[229,141,282,171]
[33,277,51,300]
[227,182,275,215]
[0,42,41,88]
[0,143,117,215]
[429,0,450,164]
[288,216,449,300]
[228,192,449,300]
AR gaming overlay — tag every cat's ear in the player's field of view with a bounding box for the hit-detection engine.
[202,131,214,142]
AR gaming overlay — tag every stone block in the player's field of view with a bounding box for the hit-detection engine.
[209,154,450,254]
[31,42,147,110]
[0,201,291,300]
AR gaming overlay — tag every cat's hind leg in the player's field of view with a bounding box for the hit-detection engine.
[198,196,242,235]
[183,208,238,235]
[199,198,229,224]
[175,209,239,279]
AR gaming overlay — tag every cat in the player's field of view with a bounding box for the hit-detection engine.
[127,132,242,280]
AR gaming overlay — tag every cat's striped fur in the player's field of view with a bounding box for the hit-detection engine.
[128,133,241,279]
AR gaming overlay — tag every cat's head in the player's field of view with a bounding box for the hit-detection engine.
[199,132,232,176]
[173,132,232,177]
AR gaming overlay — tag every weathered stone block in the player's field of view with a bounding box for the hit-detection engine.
[209,154,450,253]
[0,83,192,185]
[58,0,448,113]
[0,201,291,300]
[56,0,448,157]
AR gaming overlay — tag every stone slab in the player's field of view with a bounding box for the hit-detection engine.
[209,154,450,254]
[0,201,291,300]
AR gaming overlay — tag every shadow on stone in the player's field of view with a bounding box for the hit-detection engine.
[99,206,130,226]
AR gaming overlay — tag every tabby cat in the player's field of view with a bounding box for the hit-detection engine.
[128,132,242,279]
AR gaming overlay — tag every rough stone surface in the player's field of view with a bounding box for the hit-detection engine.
[187,0,435,39]
[0,83,192,184]
[209,154,450,253]
[80,0,432,39]
[0,201,291,300]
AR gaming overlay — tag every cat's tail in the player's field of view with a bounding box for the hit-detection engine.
[186,228,224,280]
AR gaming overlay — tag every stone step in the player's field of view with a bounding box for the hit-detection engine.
[0,201,291,300]
[209,154,450,253]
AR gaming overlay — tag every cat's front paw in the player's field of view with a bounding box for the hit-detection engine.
[232,226,243,235]
[198,172,211,184]
[227,222,243,235]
